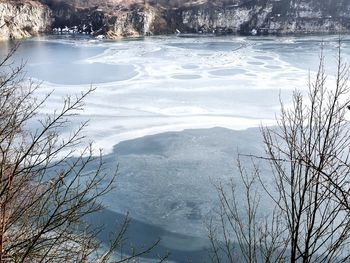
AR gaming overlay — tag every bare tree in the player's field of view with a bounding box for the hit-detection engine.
[208,159,288,263]
[0,44,162,262]
[210,43,350,262]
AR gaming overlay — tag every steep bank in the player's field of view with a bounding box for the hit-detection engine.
[173,1,350,35]
[1,0,350,40]
[45,0,350,38]
[0,0,52,41]
[44,1,170,38]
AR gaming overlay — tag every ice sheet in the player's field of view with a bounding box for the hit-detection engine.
[8,35,346,154]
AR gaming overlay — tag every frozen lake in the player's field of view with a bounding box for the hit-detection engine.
[2,34,350,262]
[3,35,350,154]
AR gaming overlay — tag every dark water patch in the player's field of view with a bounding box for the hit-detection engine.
[115,135,171,156]
[182,64,199,69]
[85,207,210,262]
[60,127,283,262]
[209,68,247,76]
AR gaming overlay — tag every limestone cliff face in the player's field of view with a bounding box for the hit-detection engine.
[0,0,52,41]
[1,0,350,40]
[45,0,350,38]
[173,4,271,34]
[170,1,350,35]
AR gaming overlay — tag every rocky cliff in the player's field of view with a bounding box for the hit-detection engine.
[45,0,350,38]
[43,0,170,38]
[1,0,350,40]
[0,0,52,41]
[173,0,350,35]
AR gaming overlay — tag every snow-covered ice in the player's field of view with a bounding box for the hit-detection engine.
[6,35,349,155]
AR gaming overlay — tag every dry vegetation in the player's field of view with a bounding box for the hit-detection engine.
[209,44,350,262]
[0,44,165,262]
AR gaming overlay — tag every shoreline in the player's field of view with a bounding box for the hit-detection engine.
[10,31,350,43]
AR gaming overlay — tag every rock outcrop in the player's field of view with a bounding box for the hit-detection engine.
[1,0,350,40]
[45,0,350,38]
[44,1,170,38]
[167,0,350,35]
[0,0,52,41]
